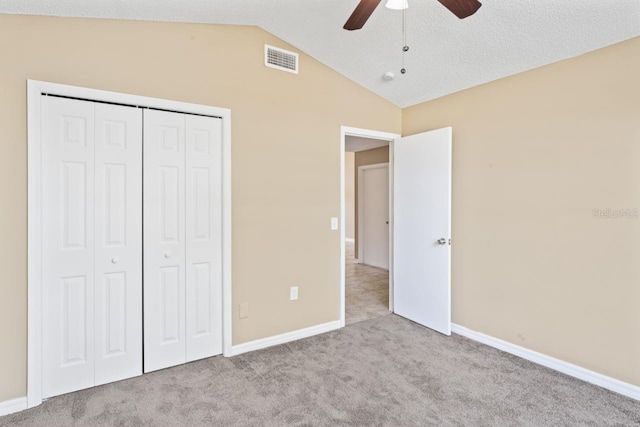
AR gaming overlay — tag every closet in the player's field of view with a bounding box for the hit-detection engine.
[40,95,223,399]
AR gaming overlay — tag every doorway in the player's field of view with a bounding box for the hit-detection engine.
[340,127,399,326]
[340,125,453,333]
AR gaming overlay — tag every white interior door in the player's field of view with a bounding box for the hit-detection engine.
[36,89,225,399]
[393,127,452,335]
[42,97,143,398]
[94,103,143,386]
[185,115,223,362]
[143,109,187,373]
[42,96,96,398]
[360,164,389,270]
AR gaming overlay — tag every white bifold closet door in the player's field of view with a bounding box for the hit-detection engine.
[42,96,143,398]
[143,109,223,373]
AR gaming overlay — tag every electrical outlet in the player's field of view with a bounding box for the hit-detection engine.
[290,286,299,301]
[331,217,339,230]
[239,303,249,319]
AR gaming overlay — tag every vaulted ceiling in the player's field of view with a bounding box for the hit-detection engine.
[2,0,639,107]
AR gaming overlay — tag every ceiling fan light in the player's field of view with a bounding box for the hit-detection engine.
[385,0,408,10]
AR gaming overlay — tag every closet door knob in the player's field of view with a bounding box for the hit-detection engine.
[164,252,172,259]
[111,257,120,264]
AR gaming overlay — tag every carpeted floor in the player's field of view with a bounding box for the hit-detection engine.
[2,315,639,426]
[345,241,390,325]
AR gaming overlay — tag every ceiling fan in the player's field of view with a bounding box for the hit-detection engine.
[344,0,482,31]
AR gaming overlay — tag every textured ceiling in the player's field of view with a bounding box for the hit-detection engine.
[1,0,639,107]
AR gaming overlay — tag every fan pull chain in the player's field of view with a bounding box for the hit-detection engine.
[401,6,408,74]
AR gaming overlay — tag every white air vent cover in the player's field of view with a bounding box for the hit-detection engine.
[265,45,299,74]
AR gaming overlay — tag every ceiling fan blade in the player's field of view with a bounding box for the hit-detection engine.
[344,0,383,31]
[436,0,482,19]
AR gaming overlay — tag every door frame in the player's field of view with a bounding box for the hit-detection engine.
[340,126,400,327]
[357,162,390,269]
[27,80,233,408]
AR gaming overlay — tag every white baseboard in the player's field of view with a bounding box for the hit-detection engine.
[4,321,341,416]
[229,320,341,357]
[345,238,355,243]
[0,396,27,417]
[451,324,640,401]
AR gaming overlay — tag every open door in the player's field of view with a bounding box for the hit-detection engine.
[393,127,452,335]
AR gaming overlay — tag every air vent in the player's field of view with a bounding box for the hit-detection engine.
[265,45,299,74]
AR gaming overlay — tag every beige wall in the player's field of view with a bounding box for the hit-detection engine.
[354,146,390,256]
[0,14,401,401]
[345,152,355,240]
[403,36,640,387]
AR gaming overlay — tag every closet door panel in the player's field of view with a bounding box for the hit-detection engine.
[94,103,143,385]
[144,110,187,372]
[42,96,96,398]
[185,115,223,361]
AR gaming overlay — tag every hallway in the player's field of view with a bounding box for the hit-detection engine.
[345,240,390,325]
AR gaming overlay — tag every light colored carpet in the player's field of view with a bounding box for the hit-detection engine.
[2,315,639,426]
[345,241,390,325]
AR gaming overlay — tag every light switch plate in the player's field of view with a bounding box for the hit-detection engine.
[290,286,299,301]
[331,217,339,230]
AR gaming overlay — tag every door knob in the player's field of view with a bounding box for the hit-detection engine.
[164,252,172,259]
[437,238,447,245]
[111,257,120,264]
